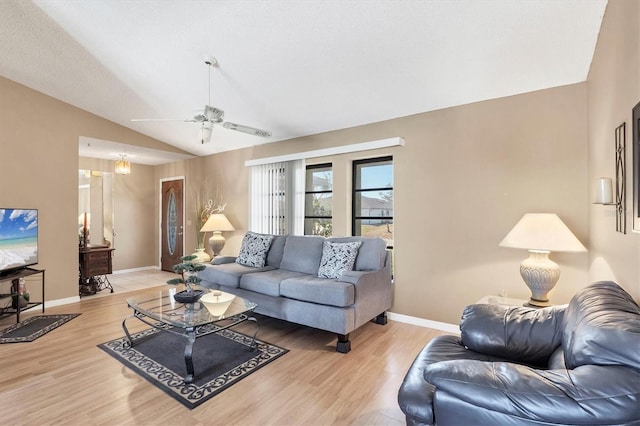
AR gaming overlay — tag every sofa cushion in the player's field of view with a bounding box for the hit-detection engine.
[236,231,274,267]
[281,275,355,307]
[327,236,386,271]
[199,262,274,289]
[279,235,324,275]
[317,240,362,279]
[460,303,564,367]
[239,269,308,297]
[562,281,640,370]
[265,234,287,268]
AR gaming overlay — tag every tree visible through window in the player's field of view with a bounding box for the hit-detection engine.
[352,156,393,248]
[304,163,333,236]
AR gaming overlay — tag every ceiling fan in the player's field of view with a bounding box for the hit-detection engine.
[131,56,272,144]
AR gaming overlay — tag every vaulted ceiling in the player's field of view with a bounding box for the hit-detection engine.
[0,0,607,164]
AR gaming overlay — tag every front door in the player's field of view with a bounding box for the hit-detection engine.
[161,179,184,272]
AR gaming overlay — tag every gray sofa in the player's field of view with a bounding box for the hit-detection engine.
[198,233,393,352]
[398,281,640,425]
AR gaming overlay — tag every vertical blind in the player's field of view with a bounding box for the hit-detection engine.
[249,160,304,235]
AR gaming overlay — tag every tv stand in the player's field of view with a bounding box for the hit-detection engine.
[0,267,45,323]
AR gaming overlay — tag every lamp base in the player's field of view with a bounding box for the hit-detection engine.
[520,250,560,307]
[208,231,226,257]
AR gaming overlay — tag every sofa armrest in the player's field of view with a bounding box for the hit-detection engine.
[340,267,392,329]
[426,360,640,425]
[339,270,377,284]
[211,256,236,265]
[460,303,565,366]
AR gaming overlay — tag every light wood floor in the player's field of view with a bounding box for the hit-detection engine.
[0,270,445,425]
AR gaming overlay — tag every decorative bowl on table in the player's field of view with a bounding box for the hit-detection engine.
[173,289,205,304]
[200,290,235,316]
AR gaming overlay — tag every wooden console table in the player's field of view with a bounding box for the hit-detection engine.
[0,267,45,323]
[79,246,114,296]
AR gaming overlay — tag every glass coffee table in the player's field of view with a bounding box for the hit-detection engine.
[122,287,258,384]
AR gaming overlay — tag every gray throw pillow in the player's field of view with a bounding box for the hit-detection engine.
[318,240,362,279]
[235,232,274,267]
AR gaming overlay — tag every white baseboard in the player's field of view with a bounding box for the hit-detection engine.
[388,311,460,335]
[29,296,80,310]
[113,265,160,274]
[26,266,159,310]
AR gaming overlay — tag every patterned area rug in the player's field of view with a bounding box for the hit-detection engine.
[0,314,81,343]
[98,325,288,409]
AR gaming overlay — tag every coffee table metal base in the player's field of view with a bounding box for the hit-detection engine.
[122,310,259,384]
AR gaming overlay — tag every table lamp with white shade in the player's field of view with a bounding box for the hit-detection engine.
[200,214,235,257]
[499,213,587,307]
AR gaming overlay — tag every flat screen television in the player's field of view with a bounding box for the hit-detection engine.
[0,208,38,276]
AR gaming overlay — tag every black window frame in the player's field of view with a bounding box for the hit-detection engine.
[304,163,333,236]
[352,155,393,249]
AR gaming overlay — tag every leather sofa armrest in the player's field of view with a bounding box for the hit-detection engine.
[460,303,565,366]
[211,256,236,265]
[425,360,640,425]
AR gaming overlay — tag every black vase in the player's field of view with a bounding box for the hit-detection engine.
[173,289,205,304]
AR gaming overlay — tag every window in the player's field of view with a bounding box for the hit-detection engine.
[304,163,333,236]
[248,160,305,235]
[352,156,393,248]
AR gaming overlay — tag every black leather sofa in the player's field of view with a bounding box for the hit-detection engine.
[398,281,640,425]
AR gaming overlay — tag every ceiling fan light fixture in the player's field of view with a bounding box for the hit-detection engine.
[200,122,213,144]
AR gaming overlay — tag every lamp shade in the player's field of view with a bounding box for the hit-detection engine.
[200,214,235,232]
[499,213,587,253]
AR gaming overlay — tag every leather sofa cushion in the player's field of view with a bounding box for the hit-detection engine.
[398,335,515,426]
[426,360,640,425]
[562,281,640,370]
[279,235,324,275]
[461,303,564,367]
[280,275,355,307]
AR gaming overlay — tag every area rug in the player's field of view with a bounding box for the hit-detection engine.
[98,325,288,409]
[0,313,81,343]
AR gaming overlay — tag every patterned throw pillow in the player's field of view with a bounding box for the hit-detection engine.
[317,240,362,279]
[235,232,274,267]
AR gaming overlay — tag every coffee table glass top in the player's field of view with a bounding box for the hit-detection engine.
[126,287,256,328]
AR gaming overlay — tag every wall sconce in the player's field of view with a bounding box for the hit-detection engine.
[115,154,131,175]
[594,122,626,234]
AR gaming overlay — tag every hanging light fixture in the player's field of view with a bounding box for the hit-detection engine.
[200,121,213,144]
[115,154,131,175]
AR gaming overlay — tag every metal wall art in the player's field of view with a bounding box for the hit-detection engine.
[633,101,640,232]
[615,122,626,234]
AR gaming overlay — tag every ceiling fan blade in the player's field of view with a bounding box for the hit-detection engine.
[222,122,272,138]
[204,105,224,122]
[131,118,193,122]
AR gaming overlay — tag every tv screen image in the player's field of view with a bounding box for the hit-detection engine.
[0,209,38,274]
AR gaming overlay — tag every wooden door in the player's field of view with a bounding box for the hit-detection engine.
[161,179,184,272]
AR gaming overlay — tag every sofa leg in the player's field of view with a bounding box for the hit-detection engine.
[336,334,351,353]
[374,312,388,325]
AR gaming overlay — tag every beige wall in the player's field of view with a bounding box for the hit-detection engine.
[159,83,589,324]
[0,76,188,302]
[587,0,640,300]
